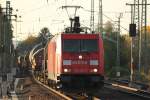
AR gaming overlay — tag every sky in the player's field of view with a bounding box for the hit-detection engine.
[0,0,149,40]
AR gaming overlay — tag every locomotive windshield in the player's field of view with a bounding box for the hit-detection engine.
[63,40,80,52]
[63,39,98,52]
[81,39,98,52]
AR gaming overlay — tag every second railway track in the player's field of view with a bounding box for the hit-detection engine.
[10,70,150,100]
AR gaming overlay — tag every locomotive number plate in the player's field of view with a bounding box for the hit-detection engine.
[72,60,88,65]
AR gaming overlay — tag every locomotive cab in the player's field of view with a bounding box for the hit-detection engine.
[60,34,104,88]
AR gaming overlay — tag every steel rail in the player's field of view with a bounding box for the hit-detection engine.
[104,80,150,99]
[32,72,72,100]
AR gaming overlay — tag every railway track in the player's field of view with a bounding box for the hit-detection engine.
[33,72,150,100]
[35,75,148,100]
[10,69,150,100]
[100,80,150,100]
[9,72,72,100]
[110,83,150,100]
[32,71,101,100]
[33,74,95,100]
[33,76,72,100]
[93,85,149,100]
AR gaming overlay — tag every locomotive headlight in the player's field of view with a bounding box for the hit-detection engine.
[63,60,71,65]
[64,69,71,72]
[79,55,82,59]
[64,69,68,72]
[93,68,98,72]
[90,60,98,65]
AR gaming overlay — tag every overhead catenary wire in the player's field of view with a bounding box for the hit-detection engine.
[82,8,129,32]
[20,5,49,15]
[19,0,69,16]
[13,0,140,35]
[103,14,129,32]
[22,6,129,34]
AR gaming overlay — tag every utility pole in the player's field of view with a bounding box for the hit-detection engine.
[90,0,94,33]
[14,15,22,45]
[126,2,138,83]
[134,0,141,73]
[18,16,22,34]
[116,13,123,77]
[126,1,149,82]
[141,0,148,73]
[131,5,134,82]
[127,0,141,73]
[98,0,103,34]
[0,1,17,98]
[126,1,149,74]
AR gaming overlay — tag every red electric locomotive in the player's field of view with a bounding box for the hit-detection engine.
[47,17,104,89]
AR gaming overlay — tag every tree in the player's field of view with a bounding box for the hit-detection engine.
[98,21,131,77]
[17,27,52,55]
[104,21,114,35]
[17,35,38,55]
[39,27,51,39]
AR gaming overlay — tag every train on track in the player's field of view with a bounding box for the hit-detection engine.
[29,16,104,90]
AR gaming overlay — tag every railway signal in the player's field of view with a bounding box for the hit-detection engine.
[129,24,136,37]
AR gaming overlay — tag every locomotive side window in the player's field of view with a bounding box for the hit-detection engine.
[63,39,80,52]
[81,39,98,52]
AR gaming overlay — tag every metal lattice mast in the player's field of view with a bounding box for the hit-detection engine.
[141,0,147,73]
[90,0,94,33]
[98,0,103,34]
[133,0,142,72]
[133,0,140,25]
[116,13,123,77]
